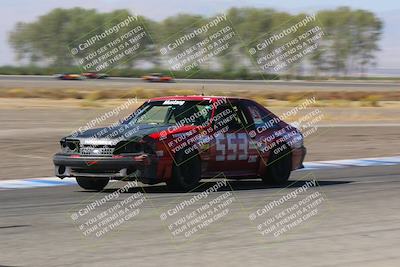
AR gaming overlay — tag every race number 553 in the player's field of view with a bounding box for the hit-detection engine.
[216,133,248,161]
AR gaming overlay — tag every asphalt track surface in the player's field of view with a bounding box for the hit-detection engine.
[1,165,399,267]
[1,75,399,91]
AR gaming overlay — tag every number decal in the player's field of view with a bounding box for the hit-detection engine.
[215,134,226,161]
[227,133,237,160]
[216,133,249,161]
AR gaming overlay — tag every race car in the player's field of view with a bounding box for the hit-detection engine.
[53,96,306,191]
[54,73,83,80]
[81,72,108,79]
[141,73,174,82]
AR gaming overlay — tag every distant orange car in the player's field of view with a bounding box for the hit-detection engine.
[142,73,174,82]
[54,73,83,80]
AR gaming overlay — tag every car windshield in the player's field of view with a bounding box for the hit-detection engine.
[124,100,214,126]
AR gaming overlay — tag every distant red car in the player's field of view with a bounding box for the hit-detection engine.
[142,73,173,82]
[54,73,83,80]
[53,96,306,191]
[82,72,108,79]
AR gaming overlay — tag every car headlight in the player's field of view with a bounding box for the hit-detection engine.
[60,139,80,153]
[288,131,304,149]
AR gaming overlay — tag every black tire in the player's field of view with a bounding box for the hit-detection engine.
[76,177,109,191]
[262,145,292,185]
[166,152,201,191]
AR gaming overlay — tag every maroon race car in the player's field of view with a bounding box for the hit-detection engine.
[53,96,306,191]
[81,72,109,79]
[141,73,174,82]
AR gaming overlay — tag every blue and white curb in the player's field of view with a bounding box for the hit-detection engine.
[0,156,399,190]
[0,177,77,190]
[302,156,400,170]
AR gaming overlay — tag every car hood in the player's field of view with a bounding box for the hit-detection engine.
[65,124,172,145]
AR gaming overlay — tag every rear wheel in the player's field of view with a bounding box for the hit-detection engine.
[166,152,201,191]
[76,177,109,191]
[262,146,292,185]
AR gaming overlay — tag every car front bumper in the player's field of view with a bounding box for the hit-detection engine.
[53,153,158,183]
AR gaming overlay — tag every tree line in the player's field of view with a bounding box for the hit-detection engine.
[9,7,382,77]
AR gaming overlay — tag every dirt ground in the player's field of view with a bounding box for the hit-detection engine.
[0,98,399,180]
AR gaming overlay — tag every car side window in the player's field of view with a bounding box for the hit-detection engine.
[244,102,281,129]
[214,103,247,130]
[247,105,264,125]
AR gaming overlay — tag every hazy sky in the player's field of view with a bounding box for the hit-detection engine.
[1,0,399,71]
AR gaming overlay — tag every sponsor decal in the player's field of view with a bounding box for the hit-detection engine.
[163,100,185,106]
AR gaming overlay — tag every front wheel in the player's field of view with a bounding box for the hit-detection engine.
[76,177,109,191]
[262,146,292,185]
[166,152,201,191]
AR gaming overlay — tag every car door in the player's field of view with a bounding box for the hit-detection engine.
[240,100,286,170]
[208,100,259,176]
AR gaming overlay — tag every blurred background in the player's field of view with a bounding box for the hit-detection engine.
[1,3,400,267]
[0,0,399,180]
[1,0,399,78]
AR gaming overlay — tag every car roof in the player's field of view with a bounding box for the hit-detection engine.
[148,95,249,102]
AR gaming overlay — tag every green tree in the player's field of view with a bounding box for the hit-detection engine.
[8,6,383,77]
[314,7,382,76]
[351,9,383,76]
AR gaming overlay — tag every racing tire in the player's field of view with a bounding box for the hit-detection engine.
[76,177,109,191]
[262,145,292,185]
[166,151,201,191]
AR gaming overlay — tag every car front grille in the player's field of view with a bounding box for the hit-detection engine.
[80,145,115,156]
